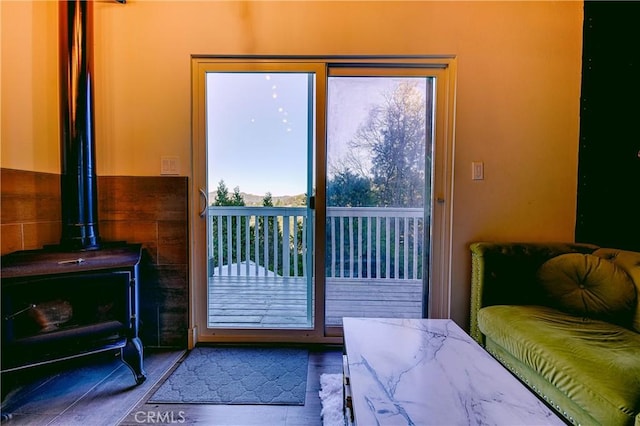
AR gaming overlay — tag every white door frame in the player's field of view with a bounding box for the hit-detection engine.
[189,56,456,347]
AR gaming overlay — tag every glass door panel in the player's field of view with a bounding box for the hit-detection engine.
[205,72,315,330]
[325,75,434,326]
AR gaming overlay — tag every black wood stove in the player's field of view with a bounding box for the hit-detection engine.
[0,0,145,392]
[1,244,146,385]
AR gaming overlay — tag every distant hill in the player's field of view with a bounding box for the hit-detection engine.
[242,192,307,206]
[208,192,306,207]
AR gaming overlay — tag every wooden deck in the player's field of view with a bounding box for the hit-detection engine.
[208,276,423,328]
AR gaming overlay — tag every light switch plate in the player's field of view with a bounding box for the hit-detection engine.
[161,156,179,175]
[472,161,484,180]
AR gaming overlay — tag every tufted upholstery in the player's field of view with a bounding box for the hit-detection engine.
[537,253,637,326]
[470,242,640,426]
[592,248,640,332]
[469,242,598,344]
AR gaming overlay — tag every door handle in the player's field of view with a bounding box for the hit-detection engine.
[199,188,208,217]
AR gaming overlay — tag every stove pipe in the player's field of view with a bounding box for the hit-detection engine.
[59,0,100,250]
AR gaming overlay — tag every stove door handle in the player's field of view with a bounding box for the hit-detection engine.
[199,188,208,218]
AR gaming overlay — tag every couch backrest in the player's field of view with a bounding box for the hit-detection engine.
[469,242,599,344]
[592,248,640,333]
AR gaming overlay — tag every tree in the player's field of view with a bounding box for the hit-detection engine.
[327,81,429,278]
[213,180,231,206]
[230,186,245,206]
[213,180,245,207]
[349,81,428,208]
[210,180,246,272]
[255,192,285,275]
[326,169,374,207]
[210,184,306,277]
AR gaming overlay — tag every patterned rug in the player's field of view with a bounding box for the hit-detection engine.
[148,346,308,405]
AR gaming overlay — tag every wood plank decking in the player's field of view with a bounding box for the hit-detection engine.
[208,276,423,328]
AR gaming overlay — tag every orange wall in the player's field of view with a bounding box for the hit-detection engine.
[1,0,584,328]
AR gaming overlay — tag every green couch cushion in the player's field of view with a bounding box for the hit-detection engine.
[593,248,640,333]
[537,253,637,326]
[478,305,640,425]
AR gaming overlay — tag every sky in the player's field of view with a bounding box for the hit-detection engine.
[207,73,309,197]
[206,72,426,197]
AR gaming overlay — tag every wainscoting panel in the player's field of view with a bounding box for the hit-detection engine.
[0,168,61,254]
[99,175,189,348]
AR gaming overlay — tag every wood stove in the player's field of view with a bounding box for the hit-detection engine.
[1,244,146,385]
[0,0,145,392]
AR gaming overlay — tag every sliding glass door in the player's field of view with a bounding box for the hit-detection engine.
[191,57,456,344]
[205,71,315,330]
[324,72,434,328]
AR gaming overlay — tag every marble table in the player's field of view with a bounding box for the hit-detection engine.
[343,317,565,425]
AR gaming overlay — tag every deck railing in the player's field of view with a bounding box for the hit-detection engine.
[207,206,425,280]
[326,207,425,280]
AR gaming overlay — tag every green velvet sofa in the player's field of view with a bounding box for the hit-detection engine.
[469,242,640,426]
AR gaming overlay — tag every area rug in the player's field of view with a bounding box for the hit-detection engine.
[148,346,308,405]
[319,373,346,426]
